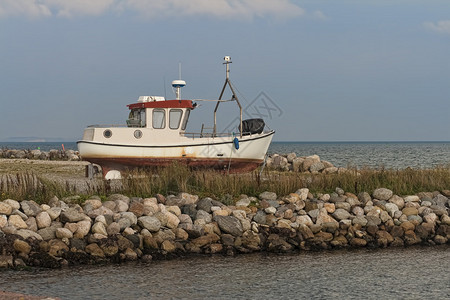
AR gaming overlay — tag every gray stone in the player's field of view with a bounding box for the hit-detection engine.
[272,155,289,170]
[385,203,399,216]
[309,162,325,173]
[352,206,365,216]
[37,226,57,240]
[366,216,382,226]
[323,167,338,174]
[265,206,277,214]
[292,157,305,172]
[332,208,351,221]
[253,211,267,225]
[3,199,20,210]
[358,192,372,205]
[389,195,405,210]
[308,208,320,219]
[47,207,62,220]
[107,222,121,235]
[408,215,423,224]
[138,216,161,232]
[115,200,129,213]
[295,188,309,201]
[335,202,351,212]
[87,206,114,219]
[107,194,130,204]
[0,202,12,215]
[259,191,277,201]
[196,197,215,213]
[301,157,318,172]
[20,200,42,217]
[165,211,180,229]
[0,215,7,228]
[214,215,243,237]
[121,212,138,226]
[36,211,52,229]
[60,207,86,223]
[179,214,193,224]
[16,229,43,240]
[296,215,313,227]
[178,193,199,205]
[196,210,212,223]
[8,215,27,229]
[25,217,37,232]
[117,218,132,231]
[235,198,251,207]
[286,152,297,163]
[404,195,420,203]
[373,188,393,201]
[433,195,449,207]
[353,216,368,226]
[56,227,74,239]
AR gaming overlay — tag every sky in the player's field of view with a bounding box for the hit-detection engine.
[0,0,449,142]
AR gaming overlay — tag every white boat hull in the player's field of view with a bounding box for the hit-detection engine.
[77,131,274,176]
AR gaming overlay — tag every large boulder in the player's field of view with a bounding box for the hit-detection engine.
[138,216,161,232]
[0,202,12,215]
[332,208,351,221]
[373,188,393,201]
[20,200,42,217]
[214,215,243,237]
[60,208,86,223]
[36,211,52,229]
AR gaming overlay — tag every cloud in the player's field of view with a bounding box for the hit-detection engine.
[44,0,115,17]
[0,0,51,18]
[423,20,450,34]
[0,0,304,20]
[312,10,327,21]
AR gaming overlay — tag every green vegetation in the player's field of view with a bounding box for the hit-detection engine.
[1,163,450,204]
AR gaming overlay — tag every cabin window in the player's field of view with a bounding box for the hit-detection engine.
[152,109,166,129]
[181,109,190,130]
[127,109,146,127]
[169,109,183,129]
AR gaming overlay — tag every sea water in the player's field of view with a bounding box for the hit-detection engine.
[0,246,448,299]
[2,141,449,169]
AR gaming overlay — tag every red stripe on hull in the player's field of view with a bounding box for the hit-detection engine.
[82,157,263,177]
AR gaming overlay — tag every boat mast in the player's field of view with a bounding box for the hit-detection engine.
[172,63,186,101]
[214,56,243,138]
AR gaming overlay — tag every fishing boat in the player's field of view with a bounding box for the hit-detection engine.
[77,56,275,179]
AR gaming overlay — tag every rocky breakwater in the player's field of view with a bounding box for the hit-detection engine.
[1,188,449,269]
[0,149,80,161]
[267,153,344,174]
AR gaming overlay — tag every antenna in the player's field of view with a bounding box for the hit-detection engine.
[172,62,186,100]
[164,77,167,99]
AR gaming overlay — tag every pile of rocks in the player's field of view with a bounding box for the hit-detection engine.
[1,188,449,269]
[266,153,343,174]
[0,149,80,161]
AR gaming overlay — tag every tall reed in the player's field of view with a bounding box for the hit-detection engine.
[1,164,449,204]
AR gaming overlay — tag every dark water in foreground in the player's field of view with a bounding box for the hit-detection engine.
[1,141,449,169]
[0,246,448,299]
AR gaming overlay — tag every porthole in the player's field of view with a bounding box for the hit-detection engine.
[134,130,143,139]
[103,129,112,138]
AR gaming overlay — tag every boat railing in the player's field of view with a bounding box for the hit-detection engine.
[87,124,128,128]
[182,132,235,139]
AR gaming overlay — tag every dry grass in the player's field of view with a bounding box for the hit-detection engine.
[119,164,450,200]
[1,160,450,204]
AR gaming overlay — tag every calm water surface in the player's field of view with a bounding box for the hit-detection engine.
[0,246,448,299]
[2,141,449,169]
[269,141,450,169]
